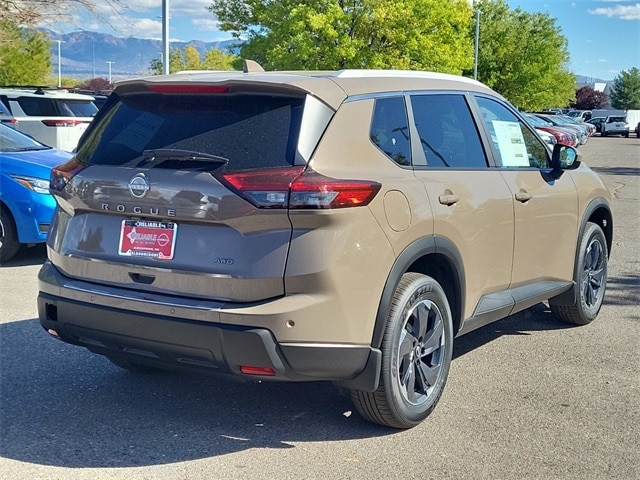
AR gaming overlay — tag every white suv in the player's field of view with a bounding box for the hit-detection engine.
[0,88,98,151]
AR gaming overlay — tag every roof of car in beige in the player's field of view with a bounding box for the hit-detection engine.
[116,69,500,110]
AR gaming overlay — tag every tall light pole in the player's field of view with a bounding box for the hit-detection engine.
[162,0,170,74]
[57,40,63,87]
[106,61,114,83]
[474,9,480,81]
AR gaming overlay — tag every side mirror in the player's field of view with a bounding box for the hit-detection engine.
[550,144,580,178]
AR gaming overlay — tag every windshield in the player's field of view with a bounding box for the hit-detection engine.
[0,124,49,152]
[525,114,551,127]
[76,92,305,172]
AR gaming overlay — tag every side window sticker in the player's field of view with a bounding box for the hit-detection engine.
[491,120,530,167]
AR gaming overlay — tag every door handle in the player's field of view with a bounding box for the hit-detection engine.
[515,191,532,203]
[438,194,460,206]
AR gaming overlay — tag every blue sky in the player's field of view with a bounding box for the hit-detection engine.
[507,1,639,80]
[50,0,639,81]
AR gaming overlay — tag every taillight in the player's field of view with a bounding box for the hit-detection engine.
[217,167,381,209]
[50,157,86,192]
[218,166,304,208]
[290,170,381,208]
[41,119,86,127]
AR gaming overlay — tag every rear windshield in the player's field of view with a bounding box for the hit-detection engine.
[76,92,305,172]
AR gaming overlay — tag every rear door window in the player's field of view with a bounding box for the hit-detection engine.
[77,92,306,172]
[59,100,98,117]
[410,94,487,169]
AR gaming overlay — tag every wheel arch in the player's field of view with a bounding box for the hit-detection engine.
[371,236,465,349]
[583,198,613,258]
[0,200,17,235]
[550,197,612,307]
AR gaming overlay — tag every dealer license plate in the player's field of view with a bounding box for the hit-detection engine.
[118,220,177,259]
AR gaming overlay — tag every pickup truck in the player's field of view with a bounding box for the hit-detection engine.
[601,116,630,137]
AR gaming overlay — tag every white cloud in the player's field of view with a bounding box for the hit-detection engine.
[171,0,214,16]
[588,3,640,20]
[109,16,163,39]
[192,18,220,30]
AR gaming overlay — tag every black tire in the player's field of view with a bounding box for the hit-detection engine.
[551,222,608,325]
[350,273,453,428]
[107,355,165,374]
[0,207,20,264]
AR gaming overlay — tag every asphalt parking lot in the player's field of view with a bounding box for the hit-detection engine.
[1,135,638,480]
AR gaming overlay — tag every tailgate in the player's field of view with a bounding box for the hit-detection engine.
[49,165,291,302]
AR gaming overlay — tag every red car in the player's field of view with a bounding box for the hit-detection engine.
[524,113,579,147]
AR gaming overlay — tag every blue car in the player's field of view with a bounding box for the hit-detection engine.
[0,123,73,262]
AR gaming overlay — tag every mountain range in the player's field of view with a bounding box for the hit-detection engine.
[46,30,610,85]
[47,30,237,79]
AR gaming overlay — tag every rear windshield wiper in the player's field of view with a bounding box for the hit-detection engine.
[138,149,229,168]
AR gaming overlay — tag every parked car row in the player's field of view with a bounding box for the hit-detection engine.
[0,88,100,152]
[523,112,597,148]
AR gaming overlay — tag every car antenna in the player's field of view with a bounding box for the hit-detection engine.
[243,60,265,73]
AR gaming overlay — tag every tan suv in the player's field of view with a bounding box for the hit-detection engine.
[38,65,613,428]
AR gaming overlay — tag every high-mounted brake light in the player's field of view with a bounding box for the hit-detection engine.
[50,157,86,192]
[41,119,86,127]
[147,85,229,94]
[217,167,381,209]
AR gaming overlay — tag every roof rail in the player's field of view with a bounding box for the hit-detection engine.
[332,70,483,85]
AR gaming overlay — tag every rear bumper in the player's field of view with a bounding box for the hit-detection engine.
[603,128,629,135]
[37,262,380,390]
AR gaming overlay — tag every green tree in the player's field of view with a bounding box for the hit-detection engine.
[0,20,52,85]
[208,0,474,73]
[471,0,575,110]
[149,57,163,75]
[184,44,201,70]
[169,47,186,73]
[202,48,236,70]
[610,67,640,110]
[149,46,237,74]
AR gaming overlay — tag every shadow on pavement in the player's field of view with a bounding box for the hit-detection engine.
[591,166,640,176]
[1,295,622,468]
[0,318,390,468]
[0,244,47,268]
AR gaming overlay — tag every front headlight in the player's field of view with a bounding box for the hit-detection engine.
[10,175,50,194]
